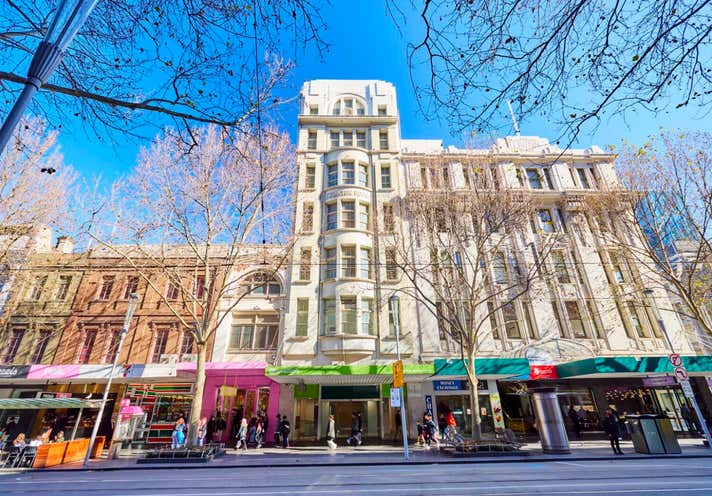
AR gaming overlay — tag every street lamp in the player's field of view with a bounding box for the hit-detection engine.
[643,288,712,448]
[0,0,99,155]
[389,295,409,460]
[83,293,138,466]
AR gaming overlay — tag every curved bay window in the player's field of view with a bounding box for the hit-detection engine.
[240,272,282,297]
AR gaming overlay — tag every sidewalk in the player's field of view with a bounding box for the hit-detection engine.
[18,437,711,472]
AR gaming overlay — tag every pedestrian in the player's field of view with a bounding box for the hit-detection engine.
[393,409,402,443]
[255,415,264,449]
[424,414,438,449]
[274,412,282,447]
[680,404,700,436]
[416,420,425,446]
[215,412,226,442]
[197,417,208,446]
[236,418,248,451]
[568,405,582,439]
[262,412,269,444]
[280,415,291,448]
[326,414,337,450]
[206,415,216,444]
[347,412,362,446]
[602,409,623,455]
[172,417,186,449]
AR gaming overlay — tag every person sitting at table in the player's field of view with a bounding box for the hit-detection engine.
[53,430,65,443]
[12,433,26,449]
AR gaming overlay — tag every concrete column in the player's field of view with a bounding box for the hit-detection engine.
[530,387,570,454]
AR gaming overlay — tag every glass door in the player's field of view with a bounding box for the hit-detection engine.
[655,388,685,431]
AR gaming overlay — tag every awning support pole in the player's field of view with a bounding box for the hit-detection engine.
[71,407,83,440]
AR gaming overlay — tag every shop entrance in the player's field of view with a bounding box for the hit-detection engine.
[654,387,688,431]
[319,385,380,441]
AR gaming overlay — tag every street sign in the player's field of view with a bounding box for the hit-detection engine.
[392,360,404,388]
[674,366,689,382]
[390,387,401,407]
[669,353,682,367]
[680,380,695,399]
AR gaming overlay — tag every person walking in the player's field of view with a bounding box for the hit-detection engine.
[424,414,438,449]
[393,409,402,443]
[326,414,337,450]
[568,405,582,439]
[274,413,282,447]
[215,413,226,443]
[680,404,700,436]
[236,418,248,451]
[172,417,186,449]
[602,409,623,455]
[197,417,208,446]
[206,415,216,444]
[280,415,291,448]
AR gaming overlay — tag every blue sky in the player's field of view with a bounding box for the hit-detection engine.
[54,0,712,182]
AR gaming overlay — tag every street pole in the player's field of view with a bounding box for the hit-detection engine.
[389,295,409,461]
[0,0,99,156]
[83,293,138,466]
[645,289,712,448]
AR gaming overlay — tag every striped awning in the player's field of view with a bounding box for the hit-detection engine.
[0,398,103,410]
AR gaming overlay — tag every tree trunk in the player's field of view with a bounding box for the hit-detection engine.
[187,342,207,447]
[466,354,482,442]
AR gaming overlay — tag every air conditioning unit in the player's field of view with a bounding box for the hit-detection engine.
[159,354,178,365]
[181,353,197,363]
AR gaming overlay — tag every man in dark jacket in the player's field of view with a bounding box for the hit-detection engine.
[602,409,623,455]
[568,405,582,439]
[280,415,291,448]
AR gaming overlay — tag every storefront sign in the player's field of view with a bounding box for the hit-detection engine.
[643,376,677,387]
[433,380,487,392]
[425,395,433,416]
[434,380,464,391]
[219,385,237,397]
[489,392,505,430]
[0,365,30,379]
[530,364,558,380]
[390,387,402,407]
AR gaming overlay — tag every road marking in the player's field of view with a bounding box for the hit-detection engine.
[555,461,587,467]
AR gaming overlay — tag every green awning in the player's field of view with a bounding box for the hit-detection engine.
[266,364,434,385]
[556,356,712,378]
[433,358,530,379]
[0,398,103,410]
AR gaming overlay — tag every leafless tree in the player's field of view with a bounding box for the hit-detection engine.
[88,124,296,444]
[0,115,76,265]
[388,153,555,441]
[402,0,712,144]
[0,1,326,141]
[591,130,712,350]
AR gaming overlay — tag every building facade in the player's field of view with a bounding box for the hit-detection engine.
[274,79,704,442]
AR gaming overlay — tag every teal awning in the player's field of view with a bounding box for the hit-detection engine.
[556,356,712,378]
[434,358,530,379]
[0,398,103,410]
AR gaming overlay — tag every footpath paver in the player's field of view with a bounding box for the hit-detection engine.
[7,437,704,473]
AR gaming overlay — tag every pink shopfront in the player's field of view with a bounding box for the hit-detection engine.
[178,361,281,443]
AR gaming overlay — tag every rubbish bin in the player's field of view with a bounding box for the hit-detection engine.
[626,414,681,454]
[655,416,681,454]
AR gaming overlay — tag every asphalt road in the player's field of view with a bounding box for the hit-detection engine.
[2,457,712,495]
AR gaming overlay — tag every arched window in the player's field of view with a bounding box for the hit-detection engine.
[332,96,366,116]
[240,272,281,296]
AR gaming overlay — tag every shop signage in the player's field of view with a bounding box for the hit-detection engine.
[390,387,401,408]
[0,365,30,379]
[433,379,487,391]
[425,395,433,416]
[490,392,505,431]
[642,376,676,387]
[680,380,695,399]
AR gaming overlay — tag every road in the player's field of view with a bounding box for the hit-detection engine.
[1,457,712,495]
